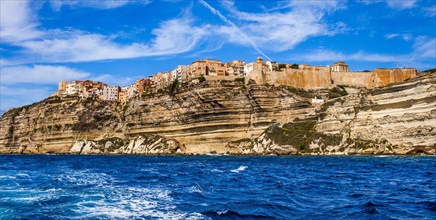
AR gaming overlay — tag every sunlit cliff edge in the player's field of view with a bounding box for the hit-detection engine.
[0,71,434,155]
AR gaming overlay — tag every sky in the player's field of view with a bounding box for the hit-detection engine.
[0,0,435,111]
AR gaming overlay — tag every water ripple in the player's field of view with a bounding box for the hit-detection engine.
[0,155,434,219]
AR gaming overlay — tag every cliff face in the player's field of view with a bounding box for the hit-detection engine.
[232,73,435,155]
[0,74,434,155]
[0,80,312,154]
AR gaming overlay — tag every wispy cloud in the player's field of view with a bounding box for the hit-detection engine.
[0,64,139,110]
[298,36,436,68]
[49,0,152,11]
[385,0,417,9]
[198,0,272,60]
[0,86,53,110]
[360,0,417,10]
[1,0,211,64]
[300,50,408,63]
[0,0,43,43]
[215,0,345,52]
[384,33,413,41]
[413,36,436,58]
[423,5,436,16]
[1,65,91,84]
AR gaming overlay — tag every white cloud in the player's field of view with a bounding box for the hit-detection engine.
[386,0,417,9]
[413,37,436,58]
[299,50,408,63]
[360,0,417,10]
[384,33,413,41]
[5,17,210,64]
[199,0,272,60]
[0,86,53,110]
[298,36,436,68]
[0,64,143,110]
[207,0,344,52]
[1,0,212,64]
[384,33,400,39]
[0,0,43,43]
[423,5,436,16]
[49,0,152,11]
[1,65,90,84]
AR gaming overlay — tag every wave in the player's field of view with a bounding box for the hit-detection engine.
[231,165,248,173]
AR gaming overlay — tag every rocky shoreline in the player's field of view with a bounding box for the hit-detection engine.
[0,73,435,155]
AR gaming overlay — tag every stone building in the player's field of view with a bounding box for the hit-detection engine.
[135,78,153,94]
[190,60,206,78]
[171,65,190,82]
[331,61,349,72]
[226,60,245,76]
[103,86,120,101]
[205,59,226,76]
[58,81,67,94]
[118,90,126,103]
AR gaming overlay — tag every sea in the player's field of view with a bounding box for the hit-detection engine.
[0,155,434,219]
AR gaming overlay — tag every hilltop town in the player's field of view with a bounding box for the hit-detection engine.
[53,57,418,103]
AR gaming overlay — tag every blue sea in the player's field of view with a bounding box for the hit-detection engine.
[0,155,434,219]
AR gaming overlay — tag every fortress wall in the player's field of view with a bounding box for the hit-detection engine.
[248,64,417,89]
[270,68,332,89]
[331,71,375,88]
[372,68,417,87]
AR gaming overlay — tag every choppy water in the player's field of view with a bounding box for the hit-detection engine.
[0,155,434,219]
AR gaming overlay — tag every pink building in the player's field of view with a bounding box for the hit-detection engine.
[103,86,120,101]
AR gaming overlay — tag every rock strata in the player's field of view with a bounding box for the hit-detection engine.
[0,74,434,155]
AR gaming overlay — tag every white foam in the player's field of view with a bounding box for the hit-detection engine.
[231,165,248,173]
[211,169,224,173]
[16,173,30,178]
[72,185,204,220]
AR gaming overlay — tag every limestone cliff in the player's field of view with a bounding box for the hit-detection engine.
[0,74,434,155]
[0,80,312,154]
[229,73,435,155]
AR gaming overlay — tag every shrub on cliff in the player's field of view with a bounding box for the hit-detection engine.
[329,86,348,99]
[235,77,245,83]
[167,79,180,94]
[285,86,314,98]
[199,76,206,83]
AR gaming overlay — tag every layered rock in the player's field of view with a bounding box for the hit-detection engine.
[0,74,434,155]
[231,73,435,155]
[0,80,312,154]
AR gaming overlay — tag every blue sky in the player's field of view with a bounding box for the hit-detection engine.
[0,0,435,111]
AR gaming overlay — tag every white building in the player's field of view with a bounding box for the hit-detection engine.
[123,85,138,99]
[266,61,277,72]
[103,86,120,101]
[171,65,189,82]
[66,80,82,95]
[243,63,254,76]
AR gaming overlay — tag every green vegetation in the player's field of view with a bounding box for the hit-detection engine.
[285,86,314,98]
[167,79,180,94]
[328,85,348,98]
[141,89,151,98]
[264,120,342,152]
[122,105,129,112]
[277,64,287,71]
[422,68,436,73]
[234,77,245,83]
[291,64,299,69]
[199,76,206,83]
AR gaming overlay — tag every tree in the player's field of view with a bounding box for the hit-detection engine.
[291,64,299,69]
[168,79,180,93]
